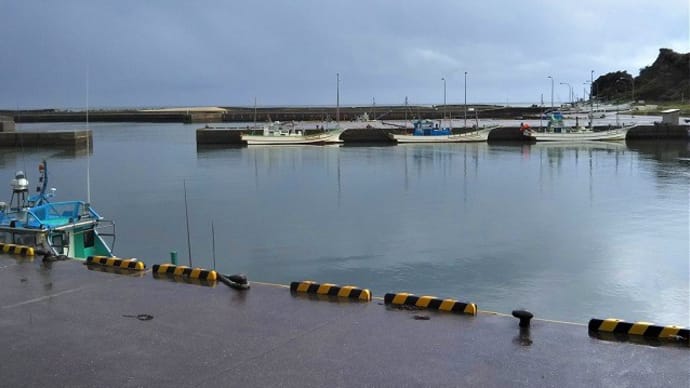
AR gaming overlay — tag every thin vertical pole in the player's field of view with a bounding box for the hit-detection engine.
[86,65,91,204]
[183,179,193,267]
[441,77,446,121]
[336,73,340,124]
[372,96,375,120]
[590,70,594,130]
[464,72,467,128]
[211,220,216,270]
[253,96,257,129]
[404,96,408,127]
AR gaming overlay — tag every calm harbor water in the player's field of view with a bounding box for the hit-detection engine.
[4,122,689,325]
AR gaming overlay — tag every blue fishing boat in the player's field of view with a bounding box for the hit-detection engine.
[388,119,497,143]
[0,160,114,259]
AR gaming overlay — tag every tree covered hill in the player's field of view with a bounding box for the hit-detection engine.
[594,48,689,102]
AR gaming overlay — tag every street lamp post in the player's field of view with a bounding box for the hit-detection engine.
[590,70,596,110]
[441,77,446,119]
[583,81,591,128]
[464,71,467,128]
[560,82,572,105]
[372,97,375,120]
[547,76,554,109]
[336,73,340,123]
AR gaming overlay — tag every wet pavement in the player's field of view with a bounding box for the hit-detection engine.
[1,253,688,387]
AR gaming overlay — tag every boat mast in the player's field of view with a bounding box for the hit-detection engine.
[253,96,257,129]
[336,73,340,126]
[589,70,594,131]
[86,65,91,204]
[404,96,408,128]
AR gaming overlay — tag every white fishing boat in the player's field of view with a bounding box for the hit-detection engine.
[241,121,345,145]
[388,119,498,143]
[242,73,346,145]
[522,111,635,142]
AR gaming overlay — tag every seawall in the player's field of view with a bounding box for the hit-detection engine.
[196,124,689,145]
[3,105,539,124]
[0,130,92,147]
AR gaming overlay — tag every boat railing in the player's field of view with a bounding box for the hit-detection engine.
[25,201,102,229]
[95,219,116,252]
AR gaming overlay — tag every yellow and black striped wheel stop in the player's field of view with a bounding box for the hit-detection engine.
[87,256,146,270]
[0,243,35,256]
[589,318,689,345]
[290,281,372,301]
[384,292,477,316]
[152,263,217,281]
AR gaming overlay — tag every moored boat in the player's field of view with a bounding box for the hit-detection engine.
[241,121,345,145]
[243,73,347,145]
[0,160,114,259]
[388,119,498,143]
[522,111,636,141]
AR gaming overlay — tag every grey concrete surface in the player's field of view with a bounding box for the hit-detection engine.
[0,254,688,387]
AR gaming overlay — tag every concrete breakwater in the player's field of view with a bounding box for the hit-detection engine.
[196,124,689,145]
[0,130,92,147]
[3,105,541,124]
[0,114,92,148]
[1,110,686,148]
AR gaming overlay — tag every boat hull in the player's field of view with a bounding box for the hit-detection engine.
[388,127,497,143]
[242,129,345,145]
[524,126,635,142]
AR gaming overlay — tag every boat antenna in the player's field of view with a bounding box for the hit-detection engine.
[86,64,91,204]
[404,96,408,128]
[253,96,257,129]
[336,72,340,125]
[589,70,594,131]
[183,179,193,266]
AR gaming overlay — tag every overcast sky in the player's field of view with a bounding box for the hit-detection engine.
[1,0,688,109]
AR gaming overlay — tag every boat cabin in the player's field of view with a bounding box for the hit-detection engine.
[413,120,451,136]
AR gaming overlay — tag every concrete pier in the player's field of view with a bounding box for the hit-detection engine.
[0,129,92,147]
[1,254,687,387]
[0,115,15,132]
[627,123,689,139]
[2,105,539,124]
[196,124,688,146]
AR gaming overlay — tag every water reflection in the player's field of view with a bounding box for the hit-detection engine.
[0,145,92,168]
[5,123,689,326]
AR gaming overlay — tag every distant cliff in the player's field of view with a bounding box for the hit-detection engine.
[595,48,690,102]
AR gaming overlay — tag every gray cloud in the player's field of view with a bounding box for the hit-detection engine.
[1,0,687,108]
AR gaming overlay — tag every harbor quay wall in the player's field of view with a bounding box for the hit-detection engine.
[217,105,539,122]
[7,110,202,123]
[195,127,536,145]
[0,130,92,147]
[0,115,15,132]
[627,123,688,139]
[196,124,688,145]
[3,105,542,124]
